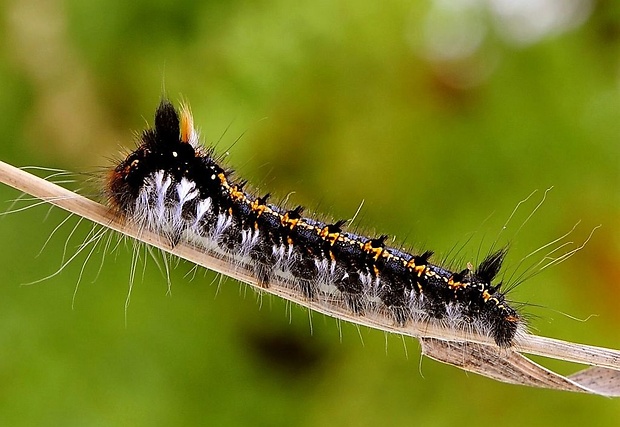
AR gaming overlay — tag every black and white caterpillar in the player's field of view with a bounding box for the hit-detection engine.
[107,100,523,347]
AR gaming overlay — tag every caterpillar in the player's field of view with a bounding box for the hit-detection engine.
[1,99,618,396]
[107,100,522,348]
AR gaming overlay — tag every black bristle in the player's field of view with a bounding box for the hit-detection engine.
[476,249,507,283]
[328,219,347,233]
[154,100,180,145]
[370,235,388,247]
[258,193,270,204]
[414,250,433,265]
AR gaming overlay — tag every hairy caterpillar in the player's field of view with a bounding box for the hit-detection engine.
[1,99,618,395]
[108,100,521,347]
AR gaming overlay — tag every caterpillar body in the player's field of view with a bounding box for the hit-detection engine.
[107,100,523,347]
[1,99,619,395]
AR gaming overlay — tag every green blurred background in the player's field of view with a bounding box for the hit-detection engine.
[0,0,619,425]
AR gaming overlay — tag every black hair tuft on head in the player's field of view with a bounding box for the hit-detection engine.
[154,100,180,144]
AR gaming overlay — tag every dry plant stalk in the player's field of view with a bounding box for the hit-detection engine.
[1,159,619,396]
